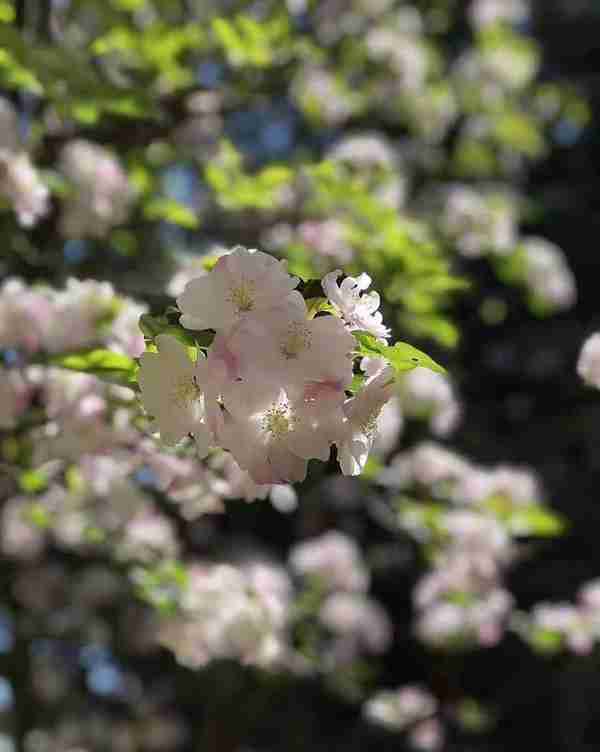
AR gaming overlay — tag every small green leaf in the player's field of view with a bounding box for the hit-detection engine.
[483,497,565,537]
[354,331,446,375]
[19,470,48,494]
[348,373,366,394]
[305,297,337,319]
[139,314,213,350]
[144,198,199,229]
[510,505,566,537]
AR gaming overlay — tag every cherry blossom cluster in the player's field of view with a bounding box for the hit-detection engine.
[0,361,301,565]
[139,246,397,484]
[155,531,392,674]
[379,442,551,648]
[518,579,600,656]
[158,560,293,669]
[59,139,135,239]
[290,531,392,669]
[0,97,133,236]
[0,276,147,357]
[439,185,519,258]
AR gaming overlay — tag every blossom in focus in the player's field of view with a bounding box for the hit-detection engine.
[227,295,355,391]
[138,334,212,454]
[337,365,396,475]
[322,269,391,340]
[218,384,333,484]
[177,246,300,332]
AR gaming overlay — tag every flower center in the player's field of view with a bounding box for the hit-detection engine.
[228,278,256,314]
[262,402,294,437]
[280,322,311,360]
[171,376,201,408]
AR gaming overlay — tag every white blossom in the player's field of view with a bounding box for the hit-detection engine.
[322,269,390,340]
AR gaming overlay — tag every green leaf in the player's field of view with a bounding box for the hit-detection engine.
[509,505,566,537]
[483,496,566,537]
[305,297,337,319]
[354,331,447,375]
[25,502,52,529]
[144,198,199,229]
[139,314,214,350]
[19,469,48,495]
[348,373,366,394]
[50,349,139,389]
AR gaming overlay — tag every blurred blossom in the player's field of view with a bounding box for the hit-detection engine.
[439,185,518,257]
[469,0,530,29]
[372,395,404,456]
[399,368,461,437]
[158,560,292,669]
[0,151,49,228]
[0,366,31,428]
[1,497,46,560]
[289,531,370,592]
[297,219,353,264]
[166,246,227,297]
[522,237,577,311]
[292,66,359,127]
[319,592,392,658]
[381,442,542,507]
[59,140,135,238]
[327,132,397,171]
[0,279,53,353]
[409,718,445,751]
[577,332,600,388]
[364,685,437,731]
[365,11,429,93]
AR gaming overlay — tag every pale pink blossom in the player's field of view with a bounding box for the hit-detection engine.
[289,531,370,592]
[0,151,49,227]
[218,383,332,484]
[177,246,300,332]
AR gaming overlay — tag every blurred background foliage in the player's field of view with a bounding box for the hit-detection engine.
[1,0,600,750]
